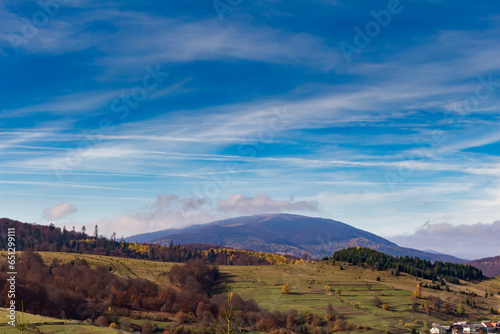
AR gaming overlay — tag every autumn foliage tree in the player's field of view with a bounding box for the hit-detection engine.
[457,302,465,316]
[325,303,336,321]
[414,284,422,299]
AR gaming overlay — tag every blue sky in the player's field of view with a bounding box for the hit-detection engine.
[1,0,500,259]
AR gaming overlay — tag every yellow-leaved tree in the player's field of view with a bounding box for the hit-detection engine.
[414,284,422,299]
[282,284,291,294]
[457,302,464,316]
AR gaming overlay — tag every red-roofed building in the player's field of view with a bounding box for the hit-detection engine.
[481,322,495,333]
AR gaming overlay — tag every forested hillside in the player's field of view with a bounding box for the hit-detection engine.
[0,218,297,265]
[467,255,500,277]
[332,247,483,282]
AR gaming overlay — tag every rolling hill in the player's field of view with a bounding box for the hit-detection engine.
[127,213,467,263]
[467,255,500,277]
[4,250,500,334]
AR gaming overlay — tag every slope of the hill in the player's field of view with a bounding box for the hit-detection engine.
[134,213,467,263]
[124,224,207,243]
[467,255,500,277]
[0,218,295,265]
[8,251,500,334]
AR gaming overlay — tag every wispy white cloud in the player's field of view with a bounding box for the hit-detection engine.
[0,91,119,118]
[42,201,77,220]
[93,193,321,236]
[217,194,321,214]
[1,6,341,75]
[2,1,500,258]
[93,13,342,74]
[0,179,144,191]
[94,194,218,237]
[346,28,500,88]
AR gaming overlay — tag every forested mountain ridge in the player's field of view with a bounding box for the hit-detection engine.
[0,218,298,265]
[1,215,475,266]
[129,213,468,263]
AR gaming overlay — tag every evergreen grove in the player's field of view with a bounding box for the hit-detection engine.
[330,247,483,282]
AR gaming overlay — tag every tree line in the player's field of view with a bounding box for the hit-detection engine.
[0,218,297,265]
[331,247,483,282]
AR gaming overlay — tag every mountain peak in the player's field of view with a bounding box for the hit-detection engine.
[127,214,466,263]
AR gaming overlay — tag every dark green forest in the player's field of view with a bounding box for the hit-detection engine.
[331,247,483,282]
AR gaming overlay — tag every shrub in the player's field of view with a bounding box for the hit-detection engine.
[372,297,382,308]
[120,319,131,331]
[333,318,347,331]
[176,311,191,324]
[282,284,291,294]
[382,304,390,311]
[95,316,110,327]
[325,303,336,321]
[142,321,155,334]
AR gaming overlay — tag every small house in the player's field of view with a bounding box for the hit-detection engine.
[431,325,451,334]
[481,322,495,333]
[451,324,464,334]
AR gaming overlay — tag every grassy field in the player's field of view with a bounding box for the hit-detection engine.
[220,261,500,333]
[0,308,118,333]
[0,251,178,286]
[1,252,499,333]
